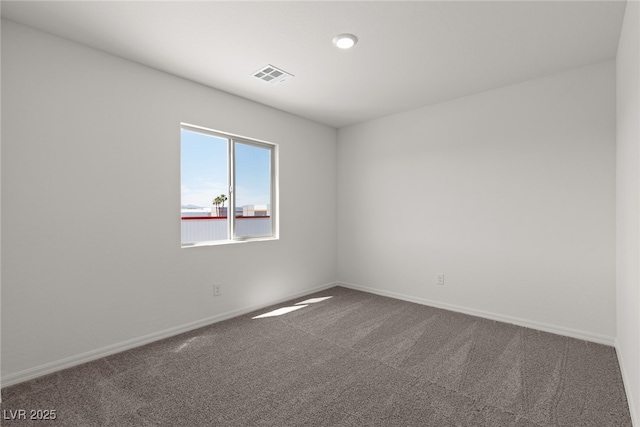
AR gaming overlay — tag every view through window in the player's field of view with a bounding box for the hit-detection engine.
[181,125,276,246]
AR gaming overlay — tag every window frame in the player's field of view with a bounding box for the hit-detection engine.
[181,123,278,247]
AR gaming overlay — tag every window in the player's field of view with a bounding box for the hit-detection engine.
[181,124,277,246]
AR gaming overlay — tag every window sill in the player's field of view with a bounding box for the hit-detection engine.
[181,236,279,249]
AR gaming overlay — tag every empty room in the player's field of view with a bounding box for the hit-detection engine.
[1,1,639,426]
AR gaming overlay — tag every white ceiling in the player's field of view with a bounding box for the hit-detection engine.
[1,1,627,128]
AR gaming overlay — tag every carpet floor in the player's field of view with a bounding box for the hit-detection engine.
[0,286,633,426]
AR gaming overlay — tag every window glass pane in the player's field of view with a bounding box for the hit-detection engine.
[234,142,272,238]
[181,129,229,244]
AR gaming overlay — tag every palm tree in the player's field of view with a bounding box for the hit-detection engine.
[213,196,222,216]
[218,194,228,217]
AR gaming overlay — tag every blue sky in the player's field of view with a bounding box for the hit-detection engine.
[181,129,271,209]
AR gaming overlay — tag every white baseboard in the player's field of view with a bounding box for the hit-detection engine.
[338,281,616,346]
[615,342,639,427]
[1,281,339,389]
[2,280,618,390]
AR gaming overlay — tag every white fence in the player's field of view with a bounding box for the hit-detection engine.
[181,217,271,244]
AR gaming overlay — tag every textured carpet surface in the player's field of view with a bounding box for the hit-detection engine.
[1,286,633,426]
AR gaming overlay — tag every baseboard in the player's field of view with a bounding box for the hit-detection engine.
[615,342,639,427]
[2,280,617,390]
[1,281,339,389]
[338,281,616,346]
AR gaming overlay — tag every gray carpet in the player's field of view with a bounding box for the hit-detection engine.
[1,286,633,426]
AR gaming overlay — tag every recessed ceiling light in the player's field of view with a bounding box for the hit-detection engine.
[333,33,358,49]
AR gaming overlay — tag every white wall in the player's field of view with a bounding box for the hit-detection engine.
[0,17,3,390]
[616,1,640,425]
[0,20,337,383]
[338,61,617,343]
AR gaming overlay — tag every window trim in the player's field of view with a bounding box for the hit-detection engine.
[181,123,278,247]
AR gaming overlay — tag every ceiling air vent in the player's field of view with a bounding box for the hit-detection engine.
[252,64,294,85]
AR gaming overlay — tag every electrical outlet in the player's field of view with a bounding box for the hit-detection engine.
[213,283,222,296]
[436,274,445,286]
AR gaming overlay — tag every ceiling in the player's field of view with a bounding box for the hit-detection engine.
[1,1,627,128]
